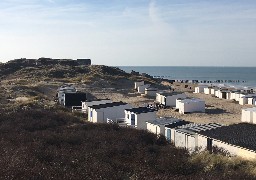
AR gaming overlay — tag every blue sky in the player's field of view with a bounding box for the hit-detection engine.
[0,0,256,66]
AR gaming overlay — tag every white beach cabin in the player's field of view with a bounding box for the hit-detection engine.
[176,98,205,114]
[174,123,223,152]
[156,92,187,107]
[194,85,208,93]
[88,102,132,123]
[137,84,151,93]
[145,87,158,97]
[134,81,144,90]
[239,94,256,105]
[241,107,256,124]
[125,107,157,129]
[146,117,183,136]
[82,99,112,113]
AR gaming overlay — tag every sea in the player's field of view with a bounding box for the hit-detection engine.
[118,66,256,89]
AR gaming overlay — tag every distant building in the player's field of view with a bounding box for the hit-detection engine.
[77,59,91,65]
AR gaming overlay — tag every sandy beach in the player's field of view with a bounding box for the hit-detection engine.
[93,81,249,125]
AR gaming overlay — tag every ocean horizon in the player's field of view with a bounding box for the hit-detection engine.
[118,66,256,88]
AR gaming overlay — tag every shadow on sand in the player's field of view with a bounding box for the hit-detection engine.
[205,108,227,114]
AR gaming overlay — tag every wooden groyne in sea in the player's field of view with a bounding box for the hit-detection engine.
[152,76,246,84]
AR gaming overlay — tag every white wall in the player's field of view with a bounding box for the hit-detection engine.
[204,88,211,95]
[166,93,187,107]
[195,86,207,93]
[179,100,205,114]
[90,104,132,123]
[136,112,157,130]
[239,97,248,105]
[138,84,150,93]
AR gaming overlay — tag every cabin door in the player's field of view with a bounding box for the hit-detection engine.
[207,138,213,152]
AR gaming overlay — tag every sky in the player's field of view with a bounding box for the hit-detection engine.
[0,0,256,66]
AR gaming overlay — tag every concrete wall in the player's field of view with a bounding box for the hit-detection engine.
[174,131,186,148]
[213,140,256,160]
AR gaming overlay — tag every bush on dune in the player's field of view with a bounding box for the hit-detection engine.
[0,110,255,179]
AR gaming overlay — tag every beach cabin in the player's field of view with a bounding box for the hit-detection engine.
[214,90,221,98]
[156,92,187,107]
[146,117,183,136]
[199,123,256,160]
[230,91,240,100]
[204,87,212,95]
[235,92,246,102]
[248,97,256,105]
[64,93,87,107]
[125,107,157,129]
[88,102,132,123]
[194,85,208,93]
[241,107,256,124]
[210,88,219,96]
[174,123,223,151]
[57,85,77,105]
[239,94,256,105]
[134,81,144,90]
[82,99,112,113]
[145,87,158,97]
[176,98,205,114]
[219,90,230,99]
[137,84,151,93]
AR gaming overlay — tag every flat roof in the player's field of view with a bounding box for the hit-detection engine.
[176,123,223,135]
[125,107,156,114]
[242,107,256,112]
[83,99,111,103]
[165,120,191,129]
[199,123,256,151]
[157,92,183,96]
[179,98,204,103]
[89,101,127,109]
[147,117,183,126]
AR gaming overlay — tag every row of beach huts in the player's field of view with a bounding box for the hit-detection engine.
[56,83,256,160]
[195,84,256,125]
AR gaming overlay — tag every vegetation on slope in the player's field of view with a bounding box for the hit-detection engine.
[0,110,255,179]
